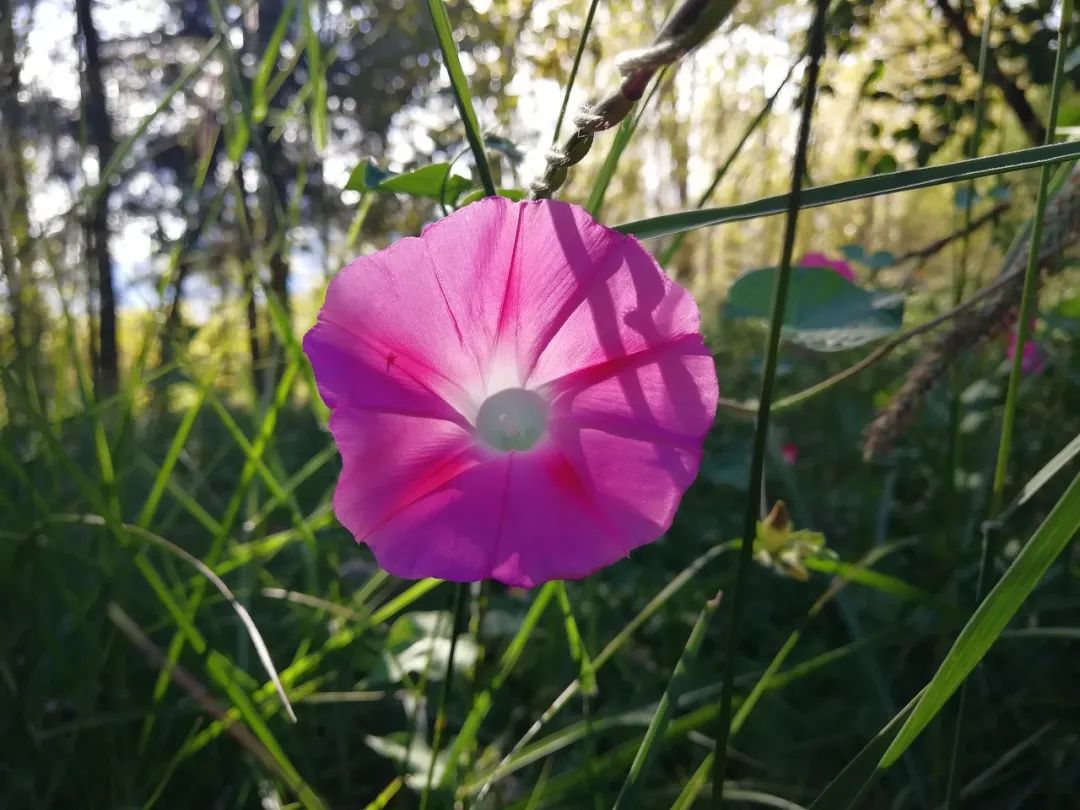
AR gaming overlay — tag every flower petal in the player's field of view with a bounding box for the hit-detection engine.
[304,318,466,423]
[524,232,704,388]
[416,196,523,387]
[306,235,487,418]
[546,420,704,554]
[330,408,485,550]
[544,334,718,447]
[358,440,627,588]
[488,446,627,587]
[491,200,626,380]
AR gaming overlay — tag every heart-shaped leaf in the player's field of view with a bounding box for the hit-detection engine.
[840,244,867,263]
[865,250,896,270]
[346,159,472,202]
[725,265,905,352]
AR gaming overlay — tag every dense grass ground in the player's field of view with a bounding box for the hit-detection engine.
[5,1,1080,807]
[2,306,1078,808]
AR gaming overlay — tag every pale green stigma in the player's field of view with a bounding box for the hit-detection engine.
[476,388,549,452]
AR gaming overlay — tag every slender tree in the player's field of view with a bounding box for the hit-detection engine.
[933,0,1046,145]
[75,0,119,391]
[256,0,294,385]
[0,0,32,366]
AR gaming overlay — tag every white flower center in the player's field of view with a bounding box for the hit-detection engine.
[475,388,549,452]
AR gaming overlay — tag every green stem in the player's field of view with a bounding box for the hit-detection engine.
[657,53,803,267]
[943,5,997,801]
[990,6,1070,517]
[949,1,1071,804]
[424,0,497,197]
[709,2,828,807]
[553,0,602,142]
[419,582,469,810]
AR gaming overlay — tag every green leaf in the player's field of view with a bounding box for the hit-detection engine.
[302,0,328,153]
[374,612,478,684]
[808,696,919,810]
[252,0,297,123]
[457,187,526,205]
[423,0,496,197]
[345,160,472,202]
[617,141,1080,239]
[953,185,979,209]
[725,266,905,351]
[865,250,895,270]
[612,595,719,810]
[840,244,867,263]
[880,470,1080,766]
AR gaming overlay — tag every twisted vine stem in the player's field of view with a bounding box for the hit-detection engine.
[529,0,739,200]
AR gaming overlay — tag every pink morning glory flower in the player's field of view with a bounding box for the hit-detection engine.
[1006,332,1045,376]
[780,443,799,465]
[799,251,856,282]
[303,197,718,587]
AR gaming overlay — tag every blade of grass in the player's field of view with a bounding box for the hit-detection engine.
[252,0,298,122]
[617,140,1080,239]
[612,591,721,810]
[147,356,300,728]
[880,469,1080,767]
[944,4,1071,801]
[486,610,910,805]
[62,514,295,723]
[469,540,738,802]
[999,431,1080,523]
[585,69,668,218]
[807,694,921,810]
[673,541,915,808]
[657,52,803,266]
[554,580,602,810]
[439,582,558,787]
[184,578,443,755]
[419,582,469,810]
[424,0,496,196]
[553,582,597,695]
[553,0,602,142]
[107,604,326,810]
[955,721,1055,804]
[301,0,327,153]
[711,4,827,806]
[136,381,211,529]
[362,778,403,810]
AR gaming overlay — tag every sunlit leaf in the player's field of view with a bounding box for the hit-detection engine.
[345,160,472,202]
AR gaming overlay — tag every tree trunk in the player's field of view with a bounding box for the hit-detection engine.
[75,0,119,392]
[232,167,266,394]
[933,0,1047,146]
[0,0,32,368]
[256,0,292,382]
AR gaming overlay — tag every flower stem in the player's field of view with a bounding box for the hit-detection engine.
[419,581,469,810]
[709,1,828,807]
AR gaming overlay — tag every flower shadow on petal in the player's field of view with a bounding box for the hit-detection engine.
[531,204,717,548]
[544,202,713,456]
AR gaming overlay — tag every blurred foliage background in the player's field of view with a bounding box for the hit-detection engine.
[1,0,1079,808]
